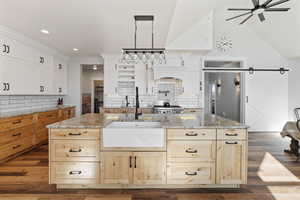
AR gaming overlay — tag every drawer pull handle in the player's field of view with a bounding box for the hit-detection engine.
[69,171,82,175]
[12,145,21,149]
[225,133,238,136]
[12,133,22,137]
[225,141,238,145]
[12,120,22,124]
[186,149,198,153]
[185,172,197,176]
[134,156,137,168]
[185,132,198,136]
[68,133,82,136]
[69,148,82,153]
[129,156,132,168]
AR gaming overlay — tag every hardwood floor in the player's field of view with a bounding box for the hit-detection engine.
[0,132,299,200]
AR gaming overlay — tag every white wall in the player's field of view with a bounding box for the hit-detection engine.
[66,57,103,116]
[203,8,297,131]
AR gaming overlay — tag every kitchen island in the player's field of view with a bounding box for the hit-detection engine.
[47,113,248,189]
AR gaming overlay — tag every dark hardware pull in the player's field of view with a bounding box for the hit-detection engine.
[225,133,238,136]
[12,120,22,124]
[69,148,82,153]
[2,44,6,53]
[12,133,22,137]
[185,172,197,176]
[7,45,10,54]
[58,87,62,93]
[185,132,198,137]
[129,156,132,168]
[69,171,82,175]
[58,64,63,69]
[68,132,82,136]
[40,57,44,64]
[134,156,137,168]
[40,86,44,92]
[12,145,21,149]
[225,141,238,145]
[186,149,198,154]
[3,83,7,91]
[47,115,53,117]
[7,83,10,91]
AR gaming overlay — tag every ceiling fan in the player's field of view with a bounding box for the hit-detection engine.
[227,0,290,25]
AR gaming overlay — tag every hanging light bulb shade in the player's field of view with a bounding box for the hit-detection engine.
[121,15,166,65]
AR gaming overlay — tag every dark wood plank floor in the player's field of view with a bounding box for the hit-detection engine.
[0,132,299,200]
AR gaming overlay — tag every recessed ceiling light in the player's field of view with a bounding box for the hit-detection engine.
[73,48,79,51]
[40,29,50,34]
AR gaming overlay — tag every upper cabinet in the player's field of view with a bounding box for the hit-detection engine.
[0,33,68,95]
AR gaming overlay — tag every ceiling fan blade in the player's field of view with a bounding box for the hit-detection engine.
[226,11,253,21]
[265,8,290,11]
[258,13,266,22]
[240,14,254,25]
[228,8,253,11]
[252,0,259,7]
[267,0,290,8]
[262,0,274,6]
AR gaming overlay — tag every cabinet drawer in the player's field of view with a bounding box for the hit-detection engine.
[167,141,216,162]
[217,129,247,140]
[0,125,34,145]
[167,162,215,184]
[50,140,100,161]
[0,115,34,132]
[0,137,33,160]
[50,162,100,184]
[50,129,100,140]
[167,129,216,140]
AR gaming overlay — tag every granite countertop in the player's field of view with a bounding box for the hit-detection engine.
[47,113,248,129]
[0,105,75,119]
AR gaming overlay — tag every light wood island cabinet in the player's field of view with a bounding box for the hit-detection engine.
[48,114,248,189]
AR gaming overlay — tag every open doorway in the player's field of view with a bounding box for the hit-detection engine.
[81,64,104,114]
[203,59,245,123]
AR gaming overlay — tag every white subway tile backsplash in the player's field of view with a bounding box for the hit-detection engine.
[0,95,63,113]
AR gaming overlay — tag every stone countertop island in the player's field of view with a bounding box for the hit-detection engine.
[47,113,248,129]
[47,113,248,189]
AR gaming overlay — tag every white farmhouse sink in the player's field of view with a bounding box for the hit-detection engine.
[103,121,165,148]
[106,121,161,128]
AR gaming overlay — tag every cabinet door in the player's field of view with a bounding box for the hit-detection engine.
[133,152,166,185]
[183,71,200,96]
[135,64,146,94]
[0,55,38,95]
[53,58,68,95]
[38,64,54,94]
[101,152,133,184]
[216,140,247,184]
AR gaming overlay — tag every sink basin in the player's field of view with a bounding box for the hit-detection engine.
[106,121,161,128]
[103,121,165,148]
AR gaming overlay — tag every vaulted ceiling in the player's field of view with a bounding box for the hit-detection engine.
[0,0,297,58]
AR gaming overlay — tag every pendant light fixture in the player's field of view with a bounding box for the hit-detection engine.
[120,15,166,65]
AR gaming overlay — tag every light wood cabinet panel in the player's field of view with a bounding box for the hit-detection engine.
[217,129,247,140]
[133,152,166,185]
[50,129,100,140]
[0,115,34,131]
[216,140,247,184]
[167,129,216,140]
[35,128,48,145]
[50,162,100,184]
[101,152,133,184]
[167,162,215,184]
[167,141,215,162]
[50,140,100,162]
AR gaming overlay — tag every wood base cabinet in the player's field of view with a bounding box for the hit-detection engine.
[101,152,166,185]
[216,140,247,184]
